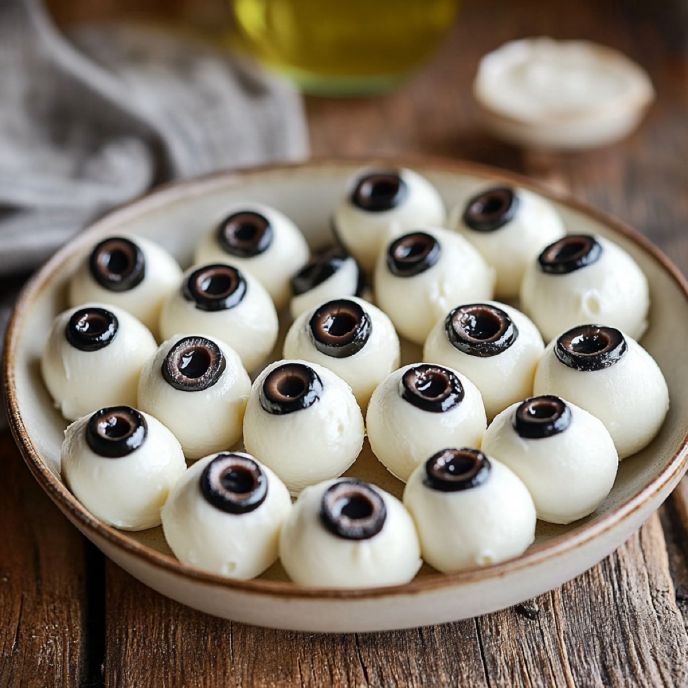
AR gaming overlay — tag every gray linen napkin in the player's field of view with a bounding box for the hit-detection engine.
[0,0,308,426]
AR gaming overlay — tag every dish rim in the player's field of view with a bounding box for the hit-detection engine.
[5,155,688,601]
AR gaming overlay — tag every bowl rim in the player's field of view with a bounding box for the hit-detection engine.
[5,155,688,601]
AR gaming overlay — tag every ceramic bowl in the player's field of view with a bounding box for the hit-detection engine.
[5,159,688,632]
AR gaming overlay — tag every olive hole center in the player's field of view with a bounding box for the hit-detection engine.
[528,401,559,421]
[325,312,357,338]
[461,310,502,340]
[76,313,108,337]
[103,248,131,275]
[178,347,211,379]
[101,415,132,440]
[220,467,255,494]
[478,195,505,216]
[416,371,448,399]
[368,178,399,201]
[395,239,427,262]
[555,239,588,262]
[340,494,374,520]
[445,455,478,477]
[571,333,609,355]
[277,374,306,399]
[233,222,258,242]
[200,273,233,297]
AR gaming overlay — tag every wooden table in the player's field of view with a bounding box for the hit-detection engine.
[3,0,688,685]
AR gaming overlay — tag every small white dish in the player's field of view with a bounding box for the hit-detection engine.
[4,159,687,632]
[474,38,655,150]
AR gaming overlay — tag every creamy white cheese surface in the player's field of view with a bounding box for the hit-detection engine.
[162,452,291,579]
[279,479,421,588]
[62,409,186,531]
[195,202,309,310]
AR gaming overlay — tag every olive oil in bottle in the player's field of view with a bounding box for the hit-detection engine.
[232,0,459,95]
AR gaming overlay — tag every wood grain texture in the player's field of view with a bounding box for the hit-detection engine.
[104,565,490,687]
[0,433,91,687]
[4,0,688,686]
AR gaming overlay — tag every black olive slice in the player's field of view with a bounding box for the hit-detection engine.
[161,336,226,392]
[85,406,148,458]
[462,187,520,232]
[423,447,491,492]
[200,453,268,514]
[386,231,441,277]
[320,479,387,540]
[216,210,273,258]
[290,247,364,297]
[308,299,372,359]
[555,324,627,371]
[88,236,145,292]
[182,264,247,312]
[65,307,118,352]
[445,303,519,357]
[259,362,323,415]
[400,364,464,413]
[513,395,572,439]
[538,235,602,274]
[350,171,408,212]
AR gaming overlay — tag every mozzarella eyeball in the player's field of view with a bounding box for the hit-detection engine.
[482,396,618,524]
[137,334,251,460]
[194,204,310,310]
[374,228,495,344]
[243,360,365,493]
[283,296,400,407]
[423,301,544,419]
[41,304,157,421]
[61,406,186,530]
[279,478,421,588]
[333,167,446,272]
[159,263,278,372]
[366,363,487,482]
[290,246,365,319]
[161,452,291,578]
[533,324,669,458]
[451,186,565,299]
[68,235,182,335]
[521,234,650,341]
[403,448,536,572]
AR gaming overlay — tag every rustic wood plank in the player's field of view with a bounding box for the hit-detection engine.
[661,482,688,629]
[104,562,489,688]
[474,515,688,688]
[0,433,92,687]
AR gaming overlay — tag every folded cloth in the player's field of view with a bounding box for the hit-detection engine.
[0,0,308,426]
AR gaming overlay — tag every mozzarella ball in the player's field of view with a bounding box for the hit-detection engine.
[367,363,487,482]
[41,303,157,421]
[162,452,291,578]
[194,203,310,309]
[61,406,186,530]
[521,234,650,341]
[243,360,365,493]
[283,296,400,407]
[137,334,251,460]
[159,263,278,372]
[279,478,421,588]
[424,301,544,419]
[404,448,536,572]
[451,186,565,299]
[333,167,446,271]
[375,228,495,344]
[290,246,365,319]
[68,235,182,336]
[482,396,618,524]
[533,324,669,458]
